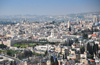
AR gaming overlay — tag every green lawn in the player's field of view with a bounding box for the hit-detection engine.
[13,44,36,48]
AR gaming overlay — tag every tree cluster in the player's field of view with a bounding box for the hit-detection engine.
[7,50,17,56]
[82,33,88,39]
[69,27,71,31]
[87,43,98,55]
[18,50,32,59]
[0,44,7,49]
[50,56,58,65]
[10,61,16,65]
[81,27,99,34]
[24,50,32,57]
[67,40,73,46]
[75,38,78,43]
[80,46,85,54]
[63,53,67,59]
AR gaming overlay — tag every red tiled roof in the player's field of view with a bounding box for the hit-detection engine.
[92,34,98,37]
[72,43,77,46]
[90,60,95,62]
[67,32,70,34]
[0,37,7,39]
[66,62,70,64]
[71,58,76,60]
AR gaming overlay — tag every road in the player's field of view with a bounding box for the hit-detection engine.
[0,54,23,65]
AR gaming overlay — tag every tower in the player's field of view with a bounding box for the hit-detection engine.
[67,21,70,28]
[68,21,71,31]
[93,15,98,23]
[51,29,57,37]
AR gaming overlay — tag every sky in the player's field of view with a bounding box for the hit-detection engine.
[0,0,100,15]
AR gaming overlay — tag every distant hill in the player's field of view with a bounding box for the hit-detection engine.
[0,11,100,23]
[0,21,16,25]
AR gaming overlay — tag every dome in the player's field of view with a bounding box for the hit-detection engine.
[95,23,100,26]
[92,23,95,25]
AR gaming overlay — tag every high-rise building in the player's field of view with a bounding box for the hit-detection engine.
[67,21,70,28]
[93,15,98,23]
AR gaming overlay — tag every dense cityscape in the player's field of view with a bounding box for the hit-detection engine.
[0,0,100,65]
[0,12,100,65]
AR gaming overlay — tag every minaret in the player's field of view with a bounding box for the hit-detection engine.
[68,21,71,31]
[68,21,70,28]
[2,39,3,50]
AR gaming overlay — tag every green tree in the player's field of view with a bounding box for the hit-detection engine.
[65,53,67,59]
[87,43,93,55]
[69,27,71,31]
[45,50,48,55]
[14,61,16,65]
[73,32,77,35]
[80,46,85,54]
[75,38,78,43]
[7,50,14,56]
[87,55,93,59]
[63,55,64,59]
[93,44,96,54]
[67,40,73,46]
[55,58,58,65]
[82,33,88,39]
[50,56,54,65]
[91,26,93,34]
[0,44,7,49]
[10,61,15,65]
[87,43,90,51]
[24,50,32,57]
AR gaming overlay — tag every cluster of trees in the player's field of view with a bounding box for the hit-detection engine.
[10,61,16,65]
[45,50,48,56]
[82,27,99,34]
[7,50,18,57]
[73,32,77,35]
[49,42,56,45]
[22,40,34,43]
[82,33,88,39]
[39,39,48,42]
[33,52,43,56]
[87,54,94,59]
[69,27,71,31]
[50,56,58,65]
[0,44,7,49]
[24,50,32,57]
[75,38,78,43]
[80,46,85,54]
[16,40,57,45]
[67,40,73,46]
[18,50,32,59]
[87,43,98,55]
[46,26,53,29]
[63,53,67,59]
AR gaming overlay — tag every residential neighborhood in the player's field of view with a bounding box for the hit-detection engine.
[0,0,100,65]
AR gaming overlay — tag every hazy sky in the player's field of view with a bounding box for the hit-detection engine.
[0,0,100,15]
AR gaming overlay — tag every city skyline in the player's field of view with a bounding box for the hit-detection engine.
[0,0,100,15]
